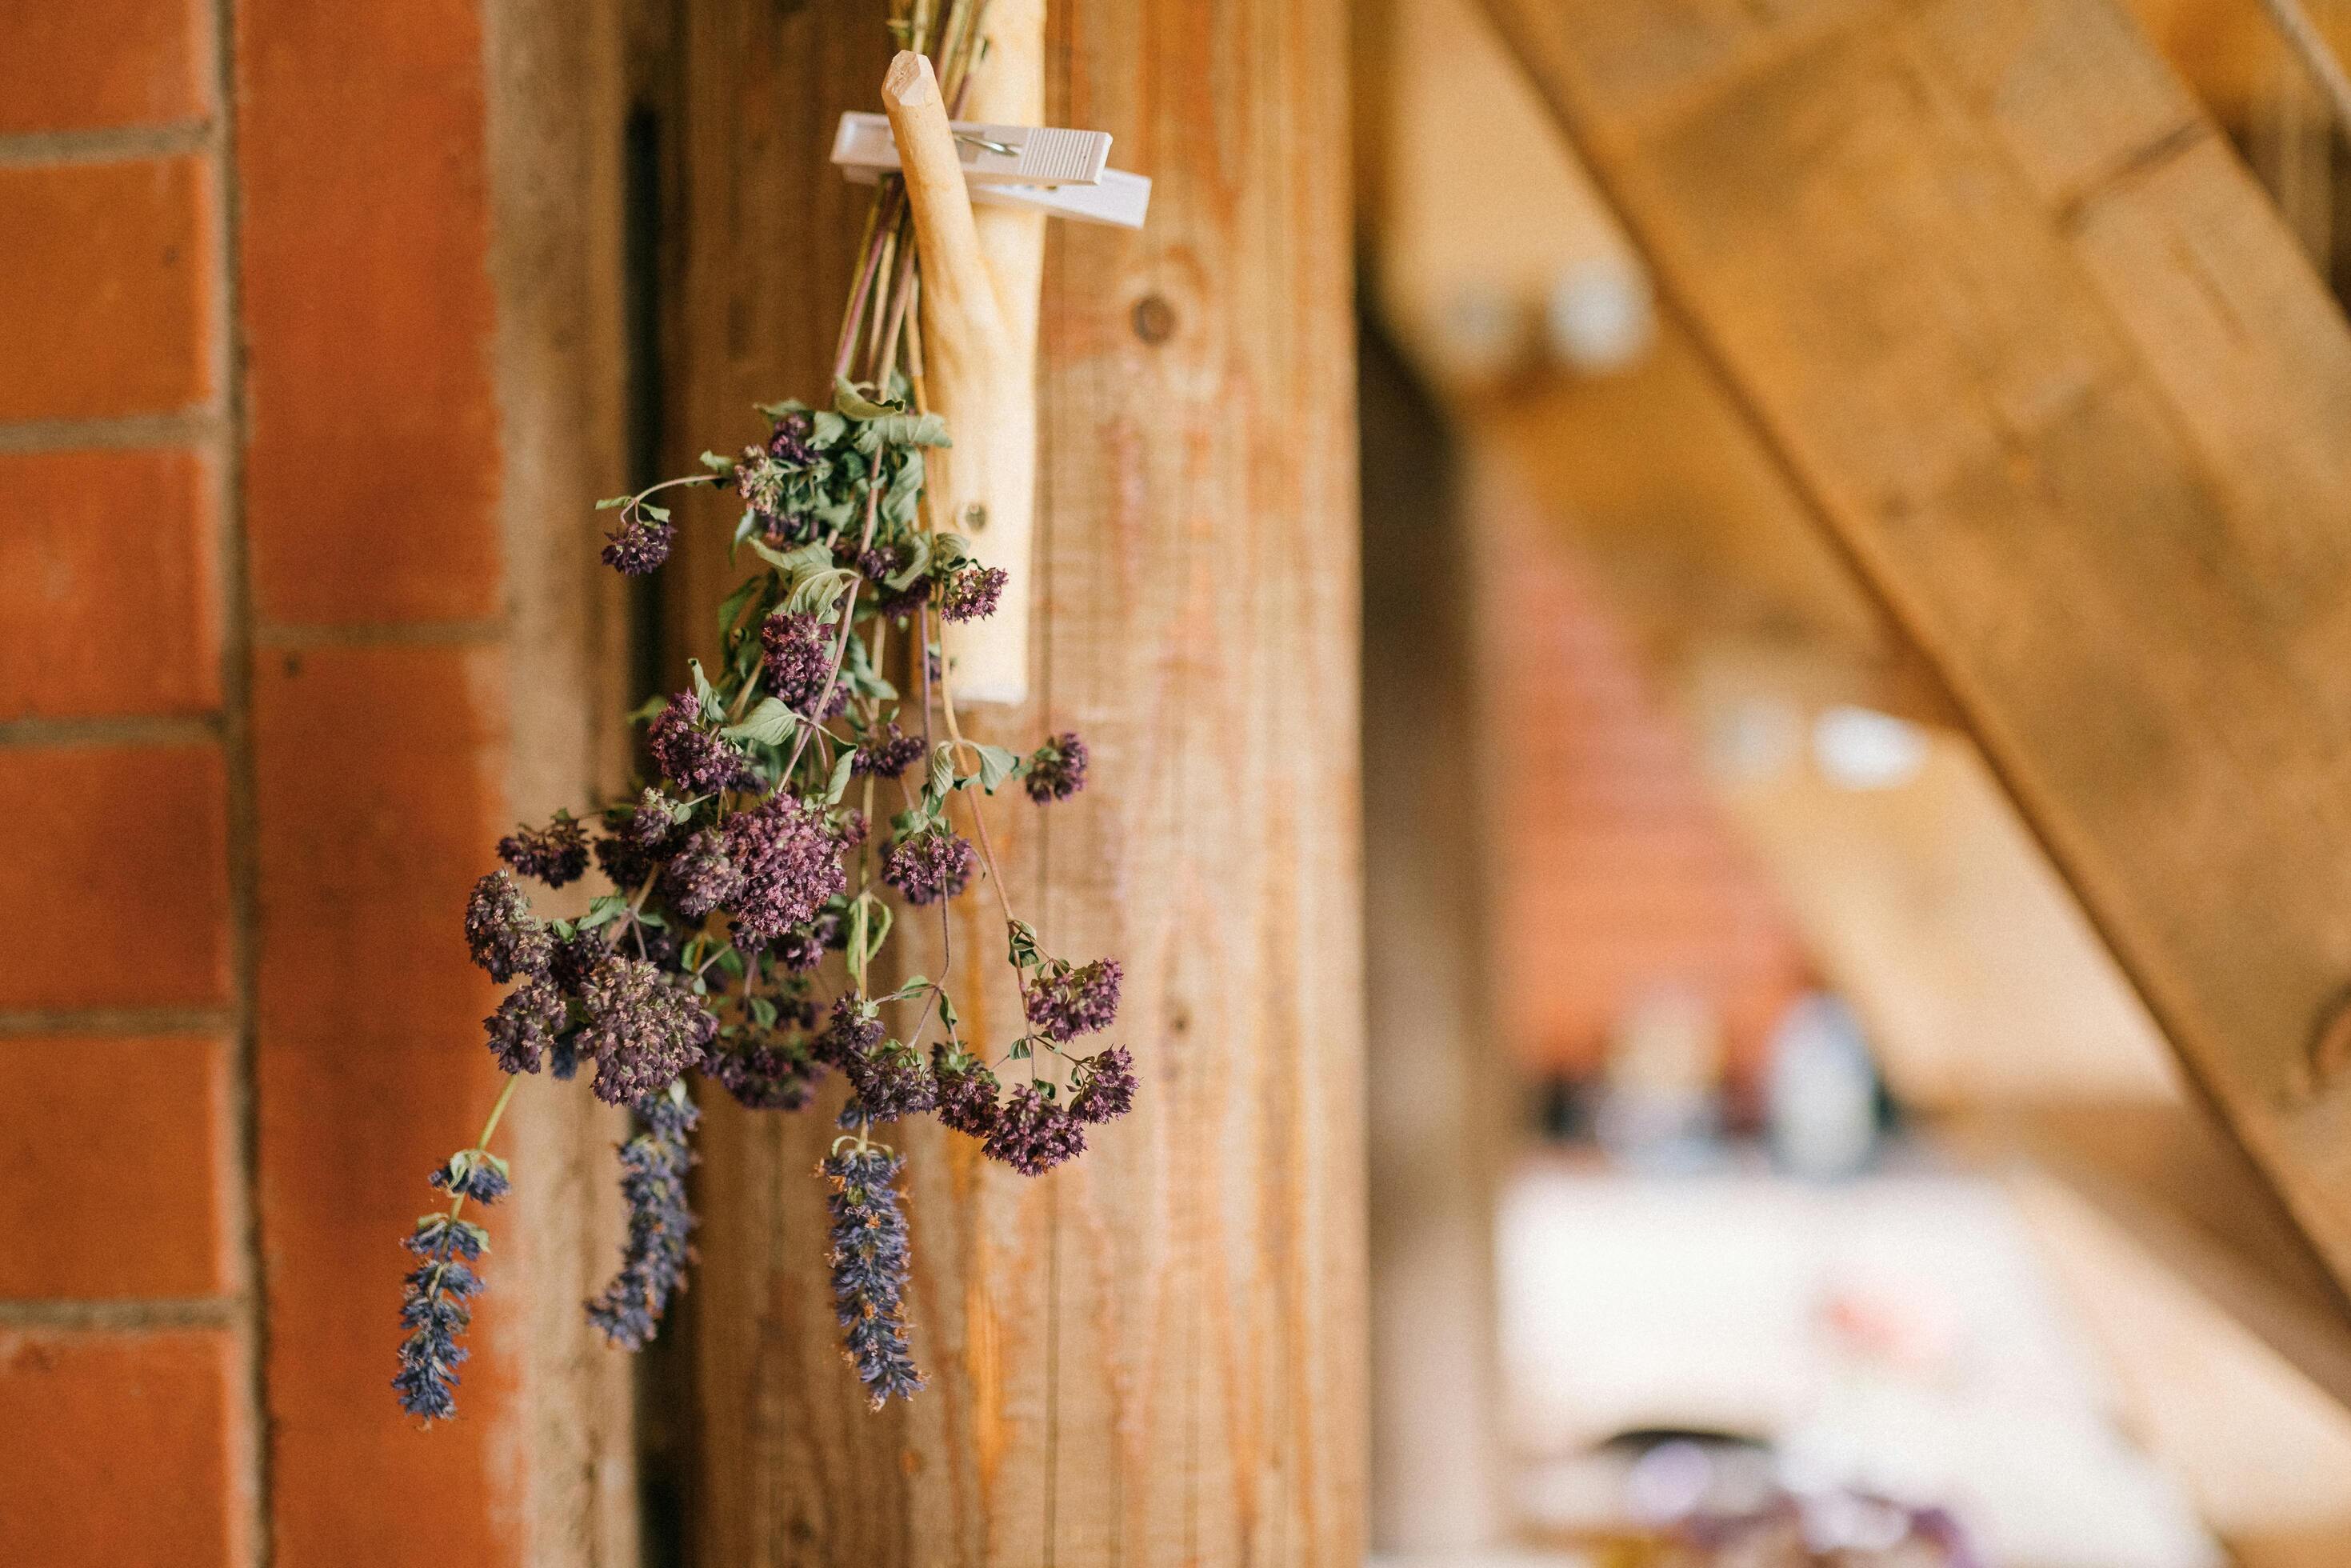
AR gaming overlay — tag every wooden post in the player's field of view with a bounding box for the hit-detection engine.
[1482,0,2351,1304]
[646,1,1364,1562]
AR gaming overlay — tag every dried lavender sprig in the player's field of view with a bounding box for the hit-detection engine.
[821,1146,923,1406]
[393,1074,518,1423]
[586,1081,700,1350]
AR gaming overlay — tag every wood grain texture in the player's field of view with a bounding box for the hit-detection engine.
[1483,0,2351,1303]
[650,1,1365,1562]
[480,0,642,1559]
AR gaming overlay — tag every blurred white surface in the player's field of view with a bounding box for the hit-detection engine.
[1497,1159,2220,1568]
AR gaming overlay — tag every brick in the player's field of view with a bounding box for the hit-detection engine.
[0,447,221,719]
[0,0,213,136]
[0,746,230,1011]
[0,1034,231,1298]
[253,642,524,1565]
[0,1328,242,1567]
[238,0,504,625]
[0,158,214,423]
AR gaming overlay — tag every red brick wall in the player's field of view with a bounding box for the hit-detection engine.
[0,2,544,1562]
[1471,478,1812,1090]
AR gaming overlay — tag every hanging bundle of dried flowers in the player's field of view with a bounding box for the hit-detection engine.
[394,0,1130,1421]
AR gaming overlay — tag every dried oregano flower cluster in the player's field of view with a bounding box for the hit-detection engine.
[395,0,1130,1423]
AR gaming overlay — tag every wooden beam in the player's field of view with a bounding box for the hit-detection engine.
[1364,0,1952,726]
[1482,0,2351,1304]
[650,2,1365,1562]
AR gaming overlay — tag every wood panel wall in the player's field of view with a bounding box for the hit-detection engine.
[636,1,1365,1561]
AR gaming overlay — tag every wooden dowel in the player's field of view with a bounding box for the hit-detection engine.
[881,42,1042,706]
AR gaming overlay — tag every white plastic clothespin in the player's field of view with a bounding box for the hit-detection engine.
[831,110,1153,229]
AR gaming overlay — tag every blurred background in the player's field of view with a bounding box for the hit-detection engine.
[6,0,2351,1564]
[1356,2,2351,1564]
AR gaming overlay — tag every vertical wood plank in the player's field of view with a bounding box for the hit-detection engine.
[653,1,1365,1562]
[481,0,642,1559]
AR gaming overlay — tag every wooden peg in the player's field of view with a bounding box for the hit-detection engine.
[882,33,1045,706]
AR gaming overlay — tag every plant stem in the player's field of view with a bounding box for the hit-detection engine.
[442,1073,522,1230]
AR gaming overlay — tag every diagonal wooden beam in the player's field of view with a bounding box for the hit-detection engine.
[1480,0,2351,1300]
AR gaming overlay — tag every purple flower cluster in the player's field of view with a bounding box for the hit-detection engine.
[724,795,849,944]
[851,723,925,780]
[1026,957,1122,1042]
[1025,731,1089,804]
[602,514,674,576]
[881,826,975,906]
[938,564,1007,624]
[711,1031,822,1111]
[576,956,717,1106]
[983,1086,1088,1176]
[930,1047,1001,1137]
[822,1150,923,1407]
[1072,1046,1138,1125]
[498,811,590,887]
[586,1088,699,1351]
[465,871,551,982]
[486,977,566,1074]
[762,612,846,718]
[814,993,886,1067]
[843,1038,938,1123]
[661,829,744,919]
[648,692,757,794]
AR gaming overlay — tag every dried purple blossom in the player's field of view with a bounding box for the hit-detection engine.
[851,723,925,780]
[602,514,674,576]
[465,870,552,982]
[1026,958,1122,1042]
[586,1086,699,1351]
[1071,1046,1137,1125]
[769,924,827,974]
[722,794,848,945]
[394,1207,488,1423]
[814,993,886,1068]
[661,829,745,920]
[731,444,789,518]
[982,1085,1087,1176]
[881,826,976,906]
[647,691,757,794]
[710,1032,823,1111]
[486,975,567,1074]
[498,811,590,888]
[762,612,846,718]
[577,956,717,1106]
[767,410,814,466]
[843,1038,937,1122]
[930,1046,1001,1138]
[429,1148,512,1203]
[548,927,610,995]
[630,787,684,850]
[821,1149,923,1407]
[938,564,1008,624]
[1024,731,1089,803]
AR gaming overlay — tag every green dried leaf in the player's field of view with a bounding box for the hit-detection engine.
[723,698,801,747]
[579,894,629,931]
[824,747,856,806]
[970,743,1022,794]
[833,377,898,420]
